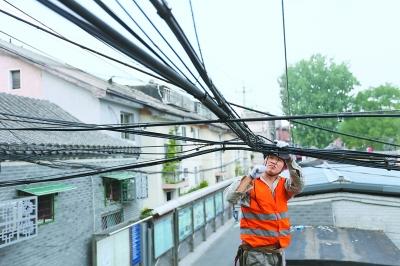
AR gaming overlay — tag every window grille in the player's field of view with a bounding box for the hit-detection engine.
[0,197,37,248]
[101,210,123,230]
[135,175,148,199]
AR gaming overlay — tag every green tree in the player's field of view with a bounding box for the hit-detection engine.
[339,84,400,150]
[162,128,180,183]
[279,54,359,148]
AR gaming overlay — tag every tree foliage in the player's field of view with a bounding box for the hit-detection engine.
[162,128,180,182]
[279,54,359,148]
[339,84,400,150]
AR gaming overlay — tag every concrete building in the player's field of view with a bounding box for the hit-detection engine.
[0,93,145,266]
[285,162,400,250]
[0,39,239,209]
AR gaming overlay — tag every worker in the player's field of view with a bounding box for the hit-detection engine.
[226,141,304,266]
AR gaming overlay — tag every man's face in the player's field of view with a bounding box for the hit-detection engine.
[264,155,285,176]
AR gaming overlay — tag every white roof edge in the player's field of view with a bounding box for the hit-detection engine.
[153,178,235,216]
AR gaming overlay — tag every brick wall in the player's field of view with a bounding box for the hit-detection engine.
[289,201,334,226]
[0,160,143,266]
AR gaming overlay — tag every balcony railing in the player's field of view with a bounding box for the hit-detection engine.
[92,179,234,266]
[162,174,189,190]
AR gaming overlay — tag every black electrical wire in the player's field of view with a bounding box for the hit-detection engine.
[114,0,208,92]
[188,0,205,66]
[3,0,140,81]
[0,146,253,187]
[281,0,291,117]
[93,0,173,70]
[14,1,400,172]
[3,0,61,35]
[149,0,255,145]
[39,0,257,151]
[40,0,232,126]
[3,141,400,188]
[0,112,248,146]
[227,101,400,148]
[4,110,399,130]
[131,0,208,91]
[3,105,400,149]
[0,30,59,60]
[0,8,172,84]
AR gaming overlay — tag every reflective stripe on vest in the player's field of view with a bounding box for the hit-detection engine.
[240,228,291,237]
[242,211,288,221]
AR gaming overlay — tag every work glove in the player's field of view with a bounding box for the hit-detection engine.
[274,140,289,148]
[274,140,291,160]
[248,165,267,179]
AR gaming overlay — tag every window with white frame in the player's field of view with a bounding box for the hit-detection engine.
[10,70,21,90]
[120,112,135,140]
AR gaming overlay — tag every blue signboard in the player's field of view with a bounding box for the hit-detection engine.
[130,224,141,266]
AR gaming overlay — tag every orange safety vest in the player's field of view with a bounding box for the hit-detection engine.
[240,177,291,248]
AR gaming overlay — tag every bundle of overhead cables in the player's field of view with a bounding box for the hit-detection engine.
[0,0,399,187]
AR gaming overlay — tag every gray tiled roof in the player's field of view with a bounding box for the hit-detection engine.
[0,92,139,159]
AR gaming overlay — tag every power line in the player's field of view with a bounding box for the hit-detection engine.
[2,103,400,148]
[17,0,400,172]
[281,0,291,116]
[131,0,208,91]
[114,0,207,92]
[3,0,161,83]
[2,141,400,188]
[188,0,205,66]
[0,30,59,60]
[4,110,399,130]
[0,146,252,187]
[93,0,173,70]
[0,8,172,84]
[2,0,61,35]
[227,101,400,148]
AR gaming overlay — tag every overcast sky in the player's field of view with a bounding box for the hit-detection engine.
[1,0,400,115]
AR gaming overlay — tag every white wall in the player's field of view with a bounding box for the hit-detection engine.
[42,72,101,124]
[99,99,140,145]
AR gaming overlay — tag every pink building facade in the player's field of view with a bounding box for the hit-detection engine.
[0,53,43,98]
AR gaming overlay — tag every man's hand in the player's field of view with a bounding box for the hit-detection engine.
[274,140,291,160]
[248,165,267,179]
[274,140,289,148]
